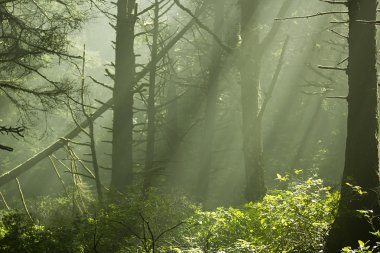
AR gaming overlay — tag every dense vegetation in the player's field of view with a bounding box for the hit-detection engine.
[0,175,340,252]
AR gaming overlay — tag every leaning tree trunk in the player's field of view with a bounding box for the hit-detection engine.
[324,0,380,251]
[239,0,266,202]
[111,0,136,193]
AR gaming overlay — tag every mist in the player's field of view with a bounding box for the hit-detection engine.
[0,0,376,252]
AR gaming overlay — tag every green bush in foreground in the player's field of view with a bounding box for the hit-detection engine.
[0,173,339,252]
[184,173,339,252]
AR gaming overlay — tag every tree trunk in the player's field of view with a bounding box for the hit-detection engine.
[239,0,291,202]
[111,0,136,193]
[143,0,160,191]
[239,0,266,202]
[195,0,225,203]
[324,0,380,251]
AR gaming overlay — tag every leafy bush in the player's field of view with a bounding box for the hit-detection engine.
[0,174,339,252]
[183,172,339,252]
[0,212,63,253]
[0,190,198,253]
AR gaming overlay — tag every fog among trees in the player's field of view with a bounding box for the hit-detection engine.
[0,0,378,252]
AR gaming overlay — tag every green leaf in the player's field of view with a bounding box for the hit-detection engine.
[370,230,380,238]
[276,174,289,182]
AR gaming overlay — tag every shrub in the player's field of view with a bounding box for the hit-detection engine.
[184,173,339,252]
[0,174,339,252]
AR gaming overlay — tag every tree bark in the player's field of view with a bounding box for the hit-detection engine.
[111,0,137,193]
[324,0,380,251]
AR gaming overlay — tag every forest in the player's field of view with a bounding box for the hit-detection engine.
[0,0,378,252]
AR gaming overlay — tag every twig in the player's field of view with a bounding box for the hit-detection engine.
[319,0,347,4]
[0,126,24,137]
[330,29,348,39]
[0,144,13,152]
[275,11,348,21]
[318,65,347,71]
[325,96,347,100]
[173,0,232,53]
[16,178,33,222]
[89,76,114,91]
[49,156,70,197]
[0,192,10,210]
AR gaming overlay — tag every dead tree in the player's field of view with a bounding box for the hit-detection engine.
[109,0,137,193]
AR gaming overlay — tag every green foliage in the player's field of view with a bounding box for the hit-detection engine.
[183,174,339,252]
[341,240,380,253]
[340,197,380,253]
[0,176,339,252]
[86,190,198,252]
[0,190,198,253]
[0,212,58,253]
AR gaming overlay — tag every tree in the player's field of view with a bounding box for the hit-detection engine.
[111,0,137,193]
[238,0,291,202]
[195,0,226,203]
[0,0,206,192]
[110,0,207,193]
[143,0,160,191]
[324,0,380,251]
[0,0,89,151]
[0,0,87,114]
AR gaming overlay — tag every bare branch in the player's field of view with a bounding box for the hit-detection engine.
[173,0,232,53]
[0,126,24,137]
[275,11,348,21]
[318,65,347,71]
[319,0,347,4]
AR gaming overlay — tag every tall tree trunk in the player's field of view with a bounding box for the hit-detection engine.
[195,0,225,203]
[143,0,160,191]
[239,0,266,202]
[239,0,291,202]
[325,0,380,251]
[111,0,136,193]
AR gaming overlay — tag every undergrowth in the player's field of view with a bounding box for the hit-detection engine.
[0,172,339,252]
